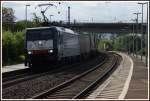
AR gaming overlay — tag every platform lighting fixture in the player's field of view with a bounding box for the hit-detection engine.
[131,18,137,56]
[25,4,30,28]
[138,2,147,60]
[138,2,148,66]
[133,12,142,23]
[133,12,141,57]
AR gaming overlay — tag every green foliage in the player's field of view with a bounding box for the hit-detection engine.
[2,7,16,31]
[98,39,112,52]
[138,48,146,56]
[7,19,42,32]
[98,34,145,56]
[2,31,25,65]
[3,7,42,32]
[14,20,26,31]
[18,55,25,63]
[14,20,35,31]
[113,35,145,55]
[113,36,125,51]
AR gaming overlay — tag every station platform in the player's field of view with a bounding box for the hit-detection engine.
[2,64,28,73]
[125,55,148,99]
[87,52,148,99]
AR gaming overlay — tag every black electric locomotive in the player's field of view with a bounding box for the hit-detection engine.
[24,26,98,68]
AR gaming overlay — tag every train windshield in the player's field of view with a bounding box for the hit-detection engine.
[26,29,54,41]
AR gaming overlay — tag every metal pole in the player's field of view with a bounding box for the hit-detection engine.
[135,18,137,57]
[141,4,144,60]
[126,34,128,53]
[138,2,148,64]
[127,27,130,54]
[68,6,70,27]
[133,13,141,58]
[128,30,130,54]
[138,3,144,60]
[146,2,148,66]
[25,5,30,28]
[132,22,135,56]
[136,15,138,58]
[25,5,27,28]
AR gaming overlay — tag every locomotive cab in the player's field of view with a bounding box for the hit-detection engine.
[25,27,58,67]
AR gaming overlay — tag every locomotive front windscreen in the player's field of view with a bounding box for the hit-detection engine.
[26,28,54,50]
[26,29,53,41]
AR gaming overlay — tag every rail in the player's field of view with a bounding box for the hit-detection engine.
[31,54,108,99]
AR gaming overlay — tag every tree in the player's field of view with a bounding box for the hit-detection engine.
[2,31,25,65]
[2,7,16,31]
[14,20,26,31]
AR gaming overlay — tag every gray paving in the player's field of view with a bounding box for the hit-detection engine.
[125,55,148,99]
[2,64,28,73]
[131,53,146,64]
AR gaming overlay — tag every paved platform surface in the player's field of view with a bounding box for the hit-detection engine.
[87,52,148,99]
[131,53,146,64]
[125,55,148,99]
[2,64,28,73]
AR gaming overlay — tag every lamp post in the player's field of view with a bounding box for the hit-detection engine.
[138,2,147,60]
[131,19,136,56]
[25,4,30,28]
[68,6,70,27]
[138,2,148,66]
[133,12,141,57]
[132,22,135,56]
[145,2,148,66]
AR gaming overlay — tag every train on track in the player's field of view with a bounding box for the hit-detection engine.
[24,26,98,68]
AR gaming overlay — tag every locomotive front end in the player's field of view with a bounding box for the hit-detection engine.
[25,27,57,67]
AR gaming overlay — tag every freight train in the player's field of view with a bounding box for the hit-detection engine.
[24,26,98,68]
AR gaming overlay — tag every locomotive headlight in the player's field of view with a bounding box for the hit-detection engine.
[39,41,42,45]
[48,49,53,53]
[28,51,32,54]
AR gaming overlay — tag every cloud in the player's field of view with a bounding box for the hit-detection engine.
[2,1,148,22]
[76,1,100,7]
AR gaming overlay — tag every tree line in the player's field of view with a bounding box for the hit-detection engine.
[2,7,145,66]
[2,7,42,66]
[98,34,145,56]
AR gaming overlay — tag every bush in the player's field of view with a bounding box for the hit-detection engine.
[138,48,145,56]
[98,40,112,52]
[2,31,25,66]
[18,55,25,62]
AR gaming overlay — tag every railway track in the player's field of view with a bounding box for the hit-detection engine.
[31,53,120,99]
[2,68,31,82]
[2,61,84,88]
[2,53,106,99]
[2,62,72,83]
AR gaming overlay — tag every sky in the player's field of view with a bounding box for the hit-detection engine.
[2,1,148,23]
